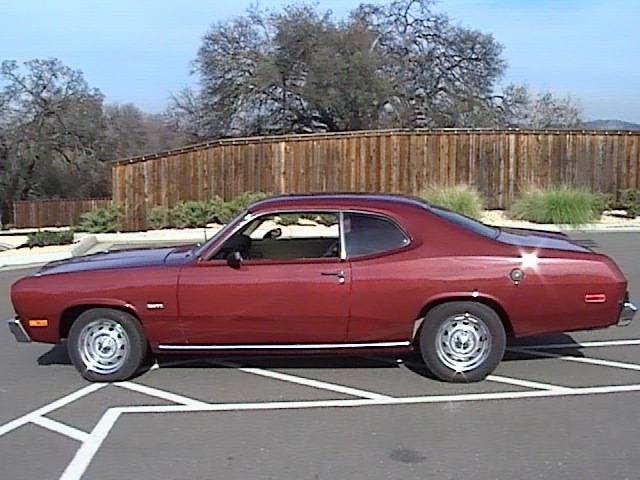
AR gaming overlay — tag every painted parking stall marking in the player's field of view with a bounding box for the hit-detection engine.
[1,338,640,480]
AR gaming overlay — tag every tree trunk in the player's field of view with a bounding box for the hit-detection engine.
[0,199,12,227]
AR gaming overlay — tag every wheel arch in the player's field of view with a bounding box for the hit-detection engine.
[412,293,513,343]
[59,301,142,340]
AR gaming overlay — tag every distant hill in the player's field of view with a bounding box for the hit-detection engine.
[582,119,640,130]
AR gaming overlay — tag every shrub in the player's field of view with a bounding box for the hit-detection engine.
[419,184,484,219]
[509,187,604,225]
[78,204,123,233]
[147,206,174,230]
[24,230,74,248]
[171,200,220,228]
[619,189,640,218]
[275,214,300,226]
[215,192,270,223]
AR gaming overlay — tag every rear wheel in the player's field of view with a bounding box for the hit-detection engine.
[419,301,506,382]
[68,308,148,382]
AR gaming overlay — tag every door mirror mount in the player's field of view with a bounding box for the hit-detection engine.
[226,251,243,268]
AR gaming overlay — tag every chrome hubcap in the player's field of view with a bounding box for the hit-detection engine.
[78,319,129,374]
[435,313,491,372]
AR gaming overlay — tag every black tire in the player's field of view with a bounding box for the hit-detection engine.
[67,308,149,382]
[419,301,506,383]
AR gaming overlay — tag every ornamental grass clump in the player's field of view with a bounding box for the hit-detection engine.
[420,184,484,219]
[509,187,604,225]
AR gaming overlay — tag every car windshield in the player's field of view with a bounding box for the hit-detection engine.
[191,209,250,258]
[428,205,500,239]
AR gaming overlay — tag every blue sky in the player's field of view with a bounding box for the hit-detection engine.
[1,0,639,122]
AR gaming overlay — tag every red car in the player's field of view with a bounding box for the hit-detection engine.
[8,194,636,382]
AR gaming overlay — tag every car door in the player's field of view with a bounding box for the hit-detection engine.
[176,211,350,346]
[343,211,417,342]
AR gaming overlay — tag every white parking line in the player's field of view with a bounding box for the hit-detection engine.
[31,416,90,443]
[0,383,106,437]
[55,381,640,480]
[512,339,640,350]
[59,408,123,480]
[115,381,210,407]
[486,375,572,392]
[214,360,392,400]
[512,347,640,371]
[3,336,640,480]
[374,356,571,392]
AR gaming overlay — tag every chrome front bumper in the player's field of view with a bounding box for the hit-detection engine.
[7,317,31,343]
[617,301,637,327]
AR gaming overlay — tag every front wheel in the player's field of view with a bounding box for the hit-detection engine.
[68,308,149,382]
[419,301,506,383]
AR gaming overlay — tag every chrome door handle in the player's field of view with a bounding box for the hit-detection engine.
[321,271,345,284]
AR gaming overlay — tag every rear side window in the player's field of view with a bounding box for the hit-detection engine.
[344,213,410,257]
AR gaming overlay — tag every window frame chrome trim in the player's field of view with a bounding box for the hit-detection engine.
[204,208,343,261]
[340,209,413,260]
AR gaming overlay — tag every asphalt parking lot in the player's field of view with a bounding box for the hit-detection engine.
[1,232,639,480]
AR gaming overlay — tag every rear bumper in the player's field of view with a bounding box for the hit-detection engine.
[7,317,31,343]
[617,301,637,327]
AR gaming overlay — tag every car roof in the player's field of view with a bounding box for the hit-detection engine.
[249,193,431,213]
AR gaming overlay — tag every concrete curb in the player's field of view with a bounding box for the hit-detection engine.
[0,235,98,269]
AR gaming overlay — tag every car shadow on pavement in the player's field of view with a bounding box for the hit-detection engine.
[34,333,586,381]
[504,333,585,362]
[37,342,71,365]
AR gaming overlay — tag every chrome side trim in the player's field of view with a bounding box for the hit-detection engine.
[157,341,411,351]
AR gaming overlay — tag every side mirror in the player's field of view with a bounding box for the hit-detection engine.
[226,251,243,269]
[263,228,282,240]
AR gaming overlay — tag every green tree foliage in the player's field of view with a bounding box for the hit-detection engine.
[0,59,187,225]
[0,59,108,223]
[168,0,581,139]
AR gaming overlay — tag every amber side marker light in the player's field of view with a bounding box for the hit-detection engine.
[28,319,49,327]
[584,293,607,304]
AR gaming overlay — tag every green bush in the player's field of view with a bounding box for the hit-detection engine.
[509,187,604,225]
[144,193,270,230]
[24,230,74,248]
[215,192,270,223]
[78,204,123,233]
[171,200,221,228]
[620,189,640,218]
[146,206,174,230]
[420,184,484,219]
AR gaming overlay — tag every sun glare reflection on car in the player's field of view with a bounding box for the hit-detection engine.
[520,252,540,269]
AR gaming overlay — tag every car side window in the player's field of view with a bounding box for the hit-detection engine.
[215,212,340,261]
[344,213,409,257]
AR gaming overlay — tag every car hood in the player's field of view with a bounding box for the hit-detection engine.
[36,245,195,276]
[496,227,591,253]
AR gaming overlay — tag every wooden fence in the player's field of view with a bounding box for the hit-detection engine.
[112,129,640,231]
[12,198,112,229]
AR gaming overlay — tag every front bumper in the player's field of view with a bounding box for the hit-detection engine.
[7,317,31,343]
[617,301,637,327]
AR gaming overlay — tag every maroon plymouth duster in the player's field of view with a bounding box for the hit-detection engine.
[7,194,636,382]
